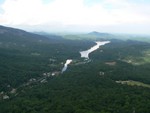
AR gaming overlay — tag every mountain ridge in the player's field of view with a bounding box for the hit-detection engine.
[88,31,112,36]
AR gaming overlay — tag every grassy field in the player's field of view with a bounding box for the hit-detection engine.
[116,80,150,88]
[121,49,150,65]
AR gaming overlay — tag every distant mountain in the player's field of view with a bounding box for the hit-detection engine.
[88,31,112,37]
[0,25,51,44]
[33,31,64,41]
[33,31,54,36]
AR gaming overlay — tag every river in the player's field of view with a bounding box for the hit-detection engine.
[80,41,110,59]
[61,59,72,73]
[62,41,110,73]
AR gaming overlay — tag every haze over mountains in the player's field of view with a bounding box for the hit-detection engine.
[0,0,150,34]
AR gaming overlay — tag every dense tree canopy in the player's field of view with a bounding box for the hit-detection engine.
[0,26,150,113]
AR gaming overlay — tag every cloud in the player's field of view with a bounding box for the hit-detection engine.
[0,0,150,33]
[0,0,46,25]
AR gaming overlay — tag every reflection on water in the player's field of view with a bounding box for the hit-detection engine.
[61,59,72,73]
[80,41,110,59]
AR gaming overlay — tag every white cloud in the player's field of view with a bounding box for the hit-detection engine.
[0,0,150,33]
[1,0,46,25]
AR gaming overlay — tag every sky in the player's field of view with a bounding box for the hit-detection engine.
[0,0,150,34]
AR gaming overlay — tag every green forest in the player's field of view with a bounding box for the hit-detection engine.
[0,26,150,113]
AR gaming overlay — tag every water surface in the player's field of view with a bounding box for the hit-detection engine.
[61,59,72,73]
[80,41,110,59]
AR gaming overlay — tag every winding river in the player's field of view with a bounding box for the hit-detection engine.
[62,41,110,73]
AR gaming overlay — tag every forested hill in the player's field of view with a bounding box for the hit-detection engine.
[0,25,53,92]
[0,25,94,92]
[0,25,52,43]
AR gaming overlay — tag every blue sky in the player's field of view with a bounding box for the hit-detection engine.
[0,0,150,34]
[0,0,4,4]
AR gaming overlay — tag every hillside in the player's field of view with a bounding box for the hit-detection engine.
[0,25,94,92]
[0,25,51,43]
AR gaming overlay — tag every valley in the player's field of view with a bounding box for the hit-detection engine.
[0,26,150,113]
